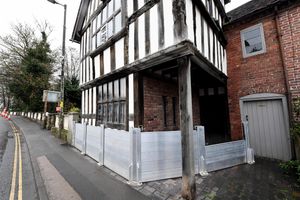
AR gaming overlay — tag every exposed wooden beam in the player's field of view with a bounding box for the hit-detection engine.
[134,72,144,128]
[80,40,193,90]
[173,0,188,41]
[80,41,227,91]
[192,0,227,46]
[178,56,196,200]
[128,0,160,24]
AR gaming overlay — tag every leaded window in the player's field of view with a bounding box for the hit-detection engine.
[91,0,123,51]
[97,77,127,128]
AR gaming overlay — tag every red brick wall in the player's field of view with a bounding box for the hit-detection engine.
[278,6,300,99]
[143,76,201,131]
[225,15,287,140]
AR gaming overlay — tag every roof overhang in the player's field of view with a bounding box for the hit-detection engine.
[225,0,231,4]
[225,0,299,25]
[71,0,90,43]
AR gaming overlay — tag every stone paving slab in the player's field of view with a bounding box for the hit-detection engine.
[101,158,300,200]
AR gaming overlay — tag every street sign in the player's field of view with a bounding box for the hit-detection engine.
[56,107,61,112]
[43,90,61,102]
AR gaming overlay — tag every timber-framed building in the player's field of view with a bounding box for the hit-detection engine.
[72,0,231,144]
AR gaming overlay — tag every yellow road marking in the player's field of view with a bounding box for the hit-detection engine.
[17,131,23,200]
[8,122,23,200]
[9,128,18,200]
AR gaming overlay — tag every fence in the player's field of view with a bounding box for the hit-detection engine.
[72,123,254,184]
[13,112,79,131]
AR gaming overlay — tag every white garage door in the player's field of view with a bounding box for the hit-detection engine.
[243,99,291,161]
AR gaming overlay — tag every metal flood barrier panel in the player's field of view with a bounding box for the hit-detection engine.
[104,128,131,180]
[72,123,252,184]
[86,125,104,164]
[140,131,182,182]
[75,123,85,151]
[205,140,246,172]
[140,130,201,182]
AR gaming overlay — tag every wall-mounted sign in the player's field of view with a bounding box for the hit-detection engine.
[43,90,61,102]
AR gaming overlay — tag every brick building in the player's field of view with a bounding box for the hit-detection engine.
[225,0,300,160]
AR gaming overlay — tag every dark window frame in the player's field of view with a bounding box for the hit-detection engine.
[97,77,127,128]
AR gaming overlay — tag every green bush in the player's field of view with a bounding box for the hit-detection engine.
[69,107,80,113]
[291,122,300,139]
[290,98,300,139]
[280,160,300,183]
[50,127,70,143]
[51,127,58,135]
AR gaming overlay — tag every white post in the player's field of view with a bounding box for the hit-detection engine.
[72,121,76,146]
[128,128,142,186]
[196,126,208,176]
[98,124,105,166]
[243,121,255,164]
[81,122,87,155]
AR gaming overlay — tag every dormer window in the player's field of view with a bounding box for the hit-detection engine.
[91,0,122,51]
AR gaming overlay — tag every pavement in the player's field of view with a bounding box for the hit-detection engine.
[131,158,300,200]
[11,116,149,200]
[1,116,299,200]
[0,117,10,166]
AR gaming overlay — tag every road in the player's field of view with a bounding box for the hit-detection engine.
[0,116,148,200]
[0,117,38,200]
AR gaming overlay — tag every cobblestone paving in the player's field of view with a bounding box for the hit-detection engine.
[101,158,300,200]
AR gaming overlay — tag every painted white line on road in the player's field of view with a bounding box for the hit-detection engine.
[37,156,82,200]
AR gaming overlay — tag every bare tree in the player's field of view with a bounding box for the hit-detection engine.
[0,22,56,111]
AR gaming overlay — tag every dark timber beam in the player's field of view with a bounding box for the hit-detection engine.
[80,40,193,90]
[80,41,227,91]
[173,0,188,41]
[134,72,144,128]
[178,56,196,200]
[192,0,227,46]
[128,0,160,24]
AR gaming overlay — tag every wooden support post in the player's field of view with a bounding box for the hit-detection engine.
[178,56,196,200]
[134,73,144,129]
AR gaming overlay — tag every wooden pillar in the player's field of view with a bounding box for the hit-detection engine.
[134,72,144,129]
[178,56,196,200]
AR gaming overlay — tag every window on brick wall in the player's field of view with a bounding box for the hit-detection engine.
[240,23,266,58]
[97,77,127,128]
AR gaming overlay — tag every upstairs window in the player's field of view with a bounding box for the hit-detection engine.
[240,23,266,58]
[91,0,122,51]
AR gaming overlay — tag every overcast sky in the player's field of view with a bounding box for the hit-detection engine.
[0,0,81,50]
[0,0,251,51]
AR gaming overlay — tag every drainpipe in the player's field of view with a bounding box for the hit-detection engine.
[274,6,293,124]
[274,6,295,159]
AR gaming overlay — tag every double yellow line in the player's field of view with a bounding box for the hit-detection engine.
[9,122,22,200]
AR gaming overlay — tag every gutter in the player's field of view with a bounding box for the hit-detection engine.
[226,0,287,25]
